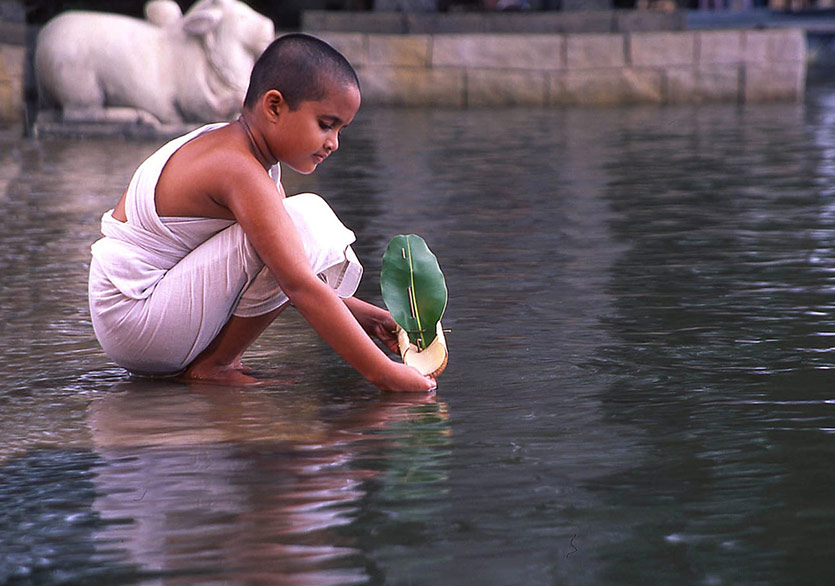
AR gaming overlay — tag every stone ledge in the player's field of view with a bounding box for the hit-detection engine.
[744,29,805,63]
[432,34,564,70]
[567,34,625,70]
[358,66,465,107]
[368,35,431,67]
[630,32,696,67]
[551,68,663,106]
[698,30,744,65]
[696,64,743,102]
[335,29,806,107]
[467,68,548,107]
[315,32,368,66]
[743,61,806,102]
[662,65,743,104]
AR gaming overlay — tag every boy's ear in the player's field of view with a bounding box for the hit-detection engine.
[262,90,287,120]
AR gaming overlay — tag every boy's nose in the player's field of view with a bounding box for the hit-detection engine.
[325,134,338,153]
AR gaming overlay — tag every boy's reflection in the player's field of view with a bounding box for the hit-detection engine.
[88,379,449,584]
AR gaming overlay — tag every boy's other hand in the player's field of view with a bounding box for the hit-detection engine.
[370,319,400,354]
[344,297,400,353]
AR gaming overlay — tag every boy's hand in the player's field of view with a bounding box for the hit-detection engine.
[368,316,400,354]
[376,364,437,393]
[344,297,400,354]
[342,297,437,392]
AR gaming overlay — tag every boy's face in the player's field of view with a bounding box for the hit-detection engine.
[269,82,361,175]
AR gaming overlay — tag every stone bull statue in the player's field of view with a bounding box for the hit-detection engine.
[34,0,275,126]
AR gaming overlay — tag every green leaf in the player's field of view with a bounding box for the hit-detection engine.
[381,235,447,349]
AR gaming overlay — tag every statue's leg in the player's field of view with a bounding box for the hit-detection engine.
[48,66,105,115]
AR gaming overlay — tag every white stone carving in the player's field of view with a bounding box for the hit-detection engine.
[34,0,274,126]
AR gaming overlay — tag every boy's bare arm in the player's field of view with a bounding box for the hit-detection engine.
[220,164,433,391]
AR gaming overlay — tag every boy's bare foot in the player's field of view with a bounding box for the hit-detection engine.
[178,363,261,385]
[178,362,302,386]
[231,360,253,373]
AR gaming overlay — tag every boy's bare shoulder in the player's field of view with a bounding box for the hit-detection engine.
[176,126,270,188]
[208,135,275,189]
[156,124,273,218]
[195,124,260,168]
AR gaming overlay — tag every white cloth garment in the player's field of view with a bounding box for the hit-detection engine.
[88,123,363,375]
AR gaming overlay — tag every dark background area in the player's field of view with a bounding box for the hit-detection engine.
[21,0,384,28]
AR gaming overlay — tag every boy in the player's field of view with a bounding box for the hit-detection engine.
[88,33,436,392]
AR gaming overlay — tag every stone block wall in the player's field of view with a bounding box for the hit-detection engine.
[315,28,806,107]
[0,24,808,126]
[0,21,26,124]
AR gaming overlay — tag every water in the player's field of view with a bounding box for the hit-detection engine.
[3,86,835,585]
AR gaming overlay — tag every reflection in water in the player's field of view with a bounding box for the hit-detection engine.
[6,87,835,584]
[88,380,448,585]
[1,374,449,584]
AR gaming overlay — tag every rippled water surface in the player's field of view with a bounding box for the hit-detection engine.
[4,86,835,585]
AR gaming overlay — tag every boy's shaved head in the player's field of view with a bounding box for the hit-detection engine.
[243,33,359,111]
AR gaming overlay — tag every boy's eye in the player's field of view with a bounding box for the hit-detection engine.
[319,120,335,131]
